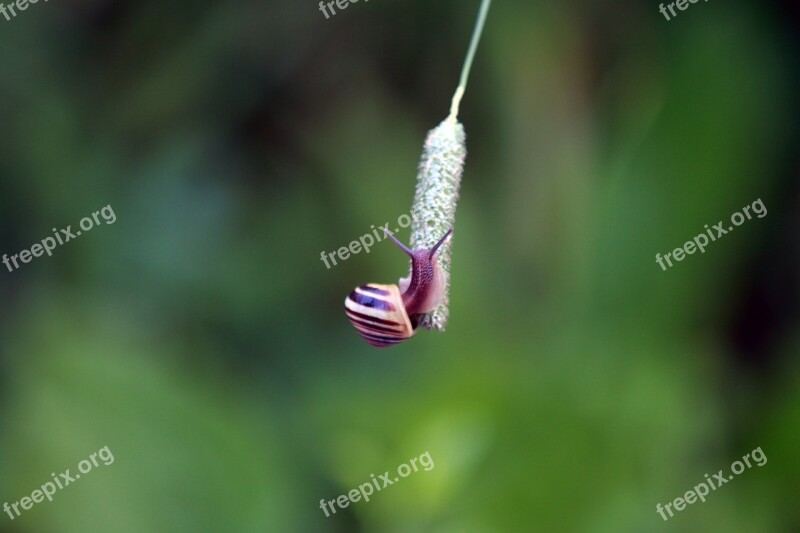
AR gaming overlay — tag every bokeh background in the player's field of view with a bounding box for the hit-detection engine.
[0,0,798,531]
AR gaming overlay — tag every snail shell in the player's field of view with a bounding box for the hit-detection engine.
[345,284,414,347]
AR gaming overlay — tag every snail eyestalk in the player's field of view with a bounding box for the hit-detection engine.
[429,227,453,260]
[409,0,492,332]
[384,229,414,257]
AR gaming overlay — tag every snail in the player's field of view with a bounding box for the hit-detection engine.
[344,227,453,347]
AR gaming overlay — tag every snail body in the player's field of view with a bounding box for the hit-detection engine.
[345,228,453,347]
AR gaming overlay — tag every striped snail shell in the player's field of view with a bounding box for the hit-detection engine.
[345,228,453,348]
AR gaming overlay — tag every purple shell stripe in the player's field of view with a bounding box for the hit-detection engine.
[358,285,390,296]
[344,306,403,327]
[349,323,404,338]
[346,315,405,335]
[363,339,394,348]
[348,290,394,312]
[357,331,404,345]
[358,330,401,342]
[344,308,399,326]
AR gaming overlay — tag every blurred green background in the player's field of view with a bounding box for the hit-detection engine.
[0,0,798,531]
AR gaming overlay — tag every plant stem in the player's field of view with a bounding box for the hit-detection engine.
[447,0,493,123]
[410,0,492,332]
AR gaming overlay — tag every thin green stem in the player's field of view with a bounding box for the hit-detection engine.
[448,0,492,122]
